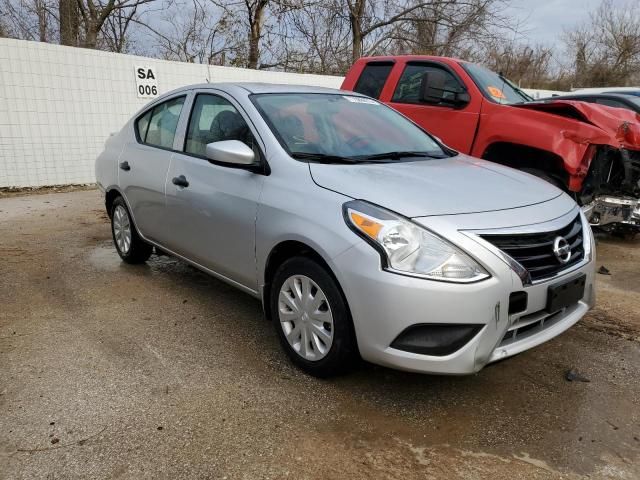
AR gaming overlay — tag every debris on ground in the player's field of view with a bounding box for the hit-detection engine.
[598,266,611,275]
[565,369,591,382]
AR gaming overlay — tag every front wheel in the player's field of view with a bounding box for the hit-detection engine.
[520,168,565,190]
[269,257,357,377]
[111,196,153,264]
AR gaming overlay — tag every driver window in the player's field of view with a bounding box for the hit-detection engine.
[184,94,255,157]
[392,64,464,105]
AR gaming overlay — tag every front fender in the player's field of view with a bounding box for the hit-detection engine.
[472,104,619,191]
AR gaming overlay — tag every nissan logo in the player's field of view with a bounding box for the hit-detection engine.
[553,236,572,264]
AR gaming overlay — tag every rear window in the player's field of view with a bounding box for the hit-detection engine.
[353,62,393,99]
[135,96,186,149]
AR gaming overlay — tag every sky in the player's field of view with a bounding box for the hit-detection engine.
[508,0,627,45]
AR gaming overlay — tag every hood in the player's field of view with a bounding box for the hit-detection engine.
[512,100,640,149]
[309,154,562,218]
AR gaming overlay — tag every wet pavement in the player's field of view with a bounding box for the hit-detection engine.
[1,189,639,479]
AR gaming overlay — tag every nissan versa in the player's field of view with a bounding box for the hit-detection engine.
[95,83,596,377]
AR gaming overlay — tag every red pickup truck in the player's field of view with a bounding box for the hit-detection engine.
[341,56,640,231]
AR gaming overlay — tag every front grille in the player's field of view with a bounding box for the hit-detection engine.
[480,215,584,282]
[622,148,640,195]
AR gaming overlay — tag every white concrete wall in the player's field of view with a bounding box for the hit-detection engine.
[0,38,343,188]
[523,88,568,99]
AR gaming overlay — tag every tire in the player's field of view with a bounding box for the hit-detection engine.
[269,256,357,377]
[110,196,153,264]
[520,168,565,190]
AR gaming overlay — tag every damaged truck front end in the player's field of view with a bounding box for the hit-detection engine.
[511,101,640,231]
[581,145,640,230]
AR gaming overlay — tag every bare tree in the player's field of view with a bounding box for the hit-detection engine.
[75,0,157,49]
[565,0,640,87]
[279,0,351,74]
[60,0,79,45]
[209,0,272,68]
[387,0,513,60]
[139,0,229,63]
[344,0,424,62]
[1,0,58,42]
[100,0,152,52]
[484,42,553,88]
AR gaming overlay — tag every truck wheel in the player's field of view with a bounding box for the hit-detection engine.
[520,168,565,191]
[520,168,567,191]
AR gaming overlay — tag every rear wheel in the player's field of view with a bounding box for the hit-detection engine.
[270,256,357,377]
[111,196,153,264]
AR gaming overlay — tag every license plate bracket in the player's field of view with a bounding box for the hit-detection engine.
[546,274,586,313]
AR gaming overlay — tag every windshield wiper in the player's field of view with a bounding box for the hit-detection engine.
[290,152,360,164]
[498,73,533,103]
[355,151,448,161]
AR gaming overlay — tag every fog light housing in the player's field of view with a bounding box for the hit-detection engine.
[508,291,528,315]
[390,324,483,356]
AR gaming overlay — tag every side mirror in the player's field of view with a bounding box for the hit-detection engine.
[419,71,470,108]
[420,70,447,104]
[206,140,256,166]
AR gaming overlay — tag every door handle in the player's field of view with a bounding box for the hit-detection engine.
[172,175,189,188]
[119,161,131,171]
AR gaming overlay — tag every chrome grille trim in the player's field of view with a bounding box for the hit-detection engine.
[475,210,587,283]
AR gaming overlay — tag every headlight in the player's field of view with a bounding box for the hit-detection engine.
[343,200,490,283]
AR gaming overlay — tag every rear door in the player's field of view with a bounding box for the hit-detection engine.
[163,90,265,290]
[384,62,480,153]
[119,95,187,243]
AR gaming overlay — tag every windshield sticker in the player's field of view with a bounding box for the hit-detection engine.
[487,86,506,99]
[343,96,379,105]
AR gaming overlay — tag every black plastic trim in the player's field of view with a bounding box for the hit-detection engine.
[391,323,483,356]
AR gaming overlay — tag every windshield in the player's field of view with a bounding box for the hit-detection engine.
[462,63,532,105]
[251,93,447,161]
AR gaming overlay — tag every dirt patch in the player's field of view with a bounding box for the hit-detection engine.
[0,183,97,198]
[1,190,639,480]
[582,307,640,341]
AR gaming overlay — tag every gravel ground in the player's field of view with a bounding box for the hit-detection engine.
[1,189,639,480]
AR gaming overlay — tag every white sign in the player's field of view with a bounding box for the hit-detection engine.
[135,66,158,98]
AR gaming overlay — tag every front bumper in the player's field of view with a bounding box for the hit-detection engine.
[331,206,595,375]
[583,195,640,229]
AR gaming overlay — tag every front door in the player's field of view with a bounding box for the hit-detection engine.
[163,92,265,291]
[385,62,480,154]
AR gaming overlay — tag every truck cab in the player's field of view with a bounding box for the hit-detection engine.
[342,56,640,231]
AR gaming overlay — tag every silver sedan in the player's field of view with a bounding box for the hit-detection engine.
[95,83,596,376]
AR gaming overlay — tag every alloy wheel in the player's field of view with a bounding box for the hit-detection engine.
[113,205,132,254]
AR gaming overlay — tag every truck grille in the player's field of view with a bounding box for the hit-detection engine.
[622,148,640,195]
[480,215,584,282]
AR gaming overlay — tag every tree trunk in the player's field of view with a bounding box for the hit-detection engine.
[36,0,47,42]
[248,25,261,69]
[247,1,268,69]
[349,0,365,63]
[84,25,99,49]
[59,0,79,46]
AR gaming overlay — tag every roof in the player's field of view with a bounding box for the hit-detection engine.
[175,82,352,95]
